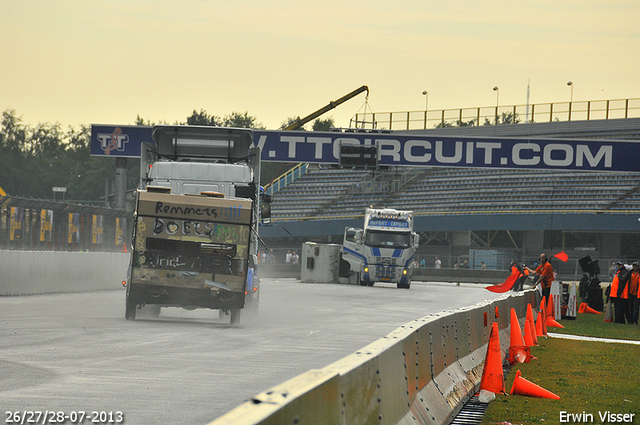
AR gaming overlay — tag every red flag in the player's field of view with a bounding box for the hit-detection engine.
[486,268,521,293]
[553,251,568,262]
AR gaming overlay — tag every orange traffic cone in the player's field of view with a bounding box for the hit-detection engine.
[579,302,602,315]
[604,300,614,323]
[510,370,560,400]
[509,308,532,364]
[523,317,535,346]
[535,311,546,337]
[479,322,505,394]
[546,316,565,328]
[526,304,538,345]
[546,294,555,319]
[510,308,525,346]
[540,297,548,336]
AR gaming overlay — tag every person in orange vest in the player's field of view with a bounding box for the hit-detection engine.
[610,261,631,324]
[629,261,640,325]
[525,253,554,300]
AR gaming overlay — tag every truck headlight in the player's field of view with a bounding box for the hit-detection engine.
[364,266,369,273]
[402,269,408,275]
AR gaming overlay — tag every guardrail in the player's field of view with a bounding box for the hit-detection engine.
[353,98,640,131]
[209,289,538,425]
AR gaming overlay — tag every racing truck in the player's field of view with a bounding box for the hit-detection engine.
[341,207,419,289]
[124,126,267,324]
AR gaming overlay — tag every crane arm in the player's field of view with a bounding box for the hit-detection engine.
[283,85,369,131]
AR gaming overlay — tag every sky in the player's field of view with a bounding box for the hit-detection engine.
[1,0,639,131]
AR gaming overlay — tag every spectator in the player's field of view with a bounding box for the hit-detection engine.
[260,250,267,264]
[285,250,292,264]
[267,249,276,264]
[629,262,639,324]
[419,258,426,268]
[292,251,299,264]
[608,262,617,280]
[525,253,554,300]
[610,261,630,324]
[434,257,441,269]
[481,261,487,270]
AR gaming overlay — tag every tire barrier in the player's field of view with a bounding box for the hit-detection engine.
[0,250,129,295]
[210,289,538,425]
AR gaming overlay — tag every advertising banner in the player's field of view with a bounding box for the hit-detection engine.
[92,215,104,245]
[90,125,640,172]
[9,207,23,241]
[67,213,80,244]
[39,209,53,242]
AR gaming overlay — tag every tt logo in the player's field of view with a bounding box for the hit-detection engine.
[97,127,129,155]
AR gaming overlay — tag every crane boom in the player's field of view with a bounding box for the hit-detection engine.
[283,85,369,131]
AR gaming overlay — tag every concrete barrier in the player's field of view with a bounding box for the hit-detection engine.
[210,289,538,425]
[0,250,129,296]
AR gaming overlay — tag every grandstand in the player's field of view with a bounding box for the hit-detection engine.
[260,117,640,274]
[270,166,640,220]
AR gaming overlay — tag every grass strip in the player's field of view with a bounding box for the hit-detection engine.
[481,309,640,424]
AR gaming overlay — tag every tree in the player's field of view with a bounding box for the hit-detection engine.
[484,111,521,126]
[223,111,264,129]
[280,116,305,130]
[312,117,335,131]
[186,109,221,126]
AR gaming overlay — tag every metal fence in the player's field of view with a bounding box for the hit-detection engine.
[0,196,132,252]
[353,98,640,131]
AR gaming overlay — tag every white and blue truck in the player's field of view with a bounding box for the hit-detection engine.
[341,207,419,289]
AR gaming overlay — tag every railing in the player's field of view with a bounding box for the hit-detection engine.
[352,98,640,131]
[264,163,308,196]
[271,208,640,223]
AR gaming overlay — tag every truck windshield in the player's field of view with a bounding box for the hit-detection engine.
[365,230,411,249]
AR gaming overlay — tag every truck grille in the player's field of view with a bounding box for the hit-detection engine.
[375,265,396,280]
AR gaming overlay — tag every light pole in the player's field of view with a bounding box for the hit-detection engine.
[493,86,499,123]
[422,90,428,128]
[567,81,573,121]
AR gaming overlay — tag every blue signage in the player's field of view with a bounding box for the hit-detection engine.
[369,220,409,229]
[90,125,640,172]
[253,130,640,172]
[90,125,153,158]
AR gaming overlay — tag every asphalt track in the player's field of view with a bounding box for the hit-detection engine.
[0,278,505,425]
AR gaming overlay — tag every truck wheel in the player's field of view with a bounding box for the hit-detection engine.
[359,280,368,286]
[397,282,411,289]
[125,297,137,320]
[230,309,241,325]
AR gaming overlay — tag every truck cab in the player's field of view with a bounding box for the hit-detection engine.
[341,208,419,289]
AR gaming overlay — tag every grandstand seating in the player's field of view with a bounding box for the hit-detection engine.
[270,166,640,220]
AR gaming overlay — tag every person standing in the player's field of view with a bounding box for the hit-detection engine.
[267,249,276,264]
[434,257,441,269]
[292,251,299,264]
[285,250,292,264]
[610,261,630,324]
[525,253,554,300]
[628,262,640,324]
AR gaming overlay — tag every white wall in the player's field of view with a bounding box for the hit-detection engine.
[0,250,130,296]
